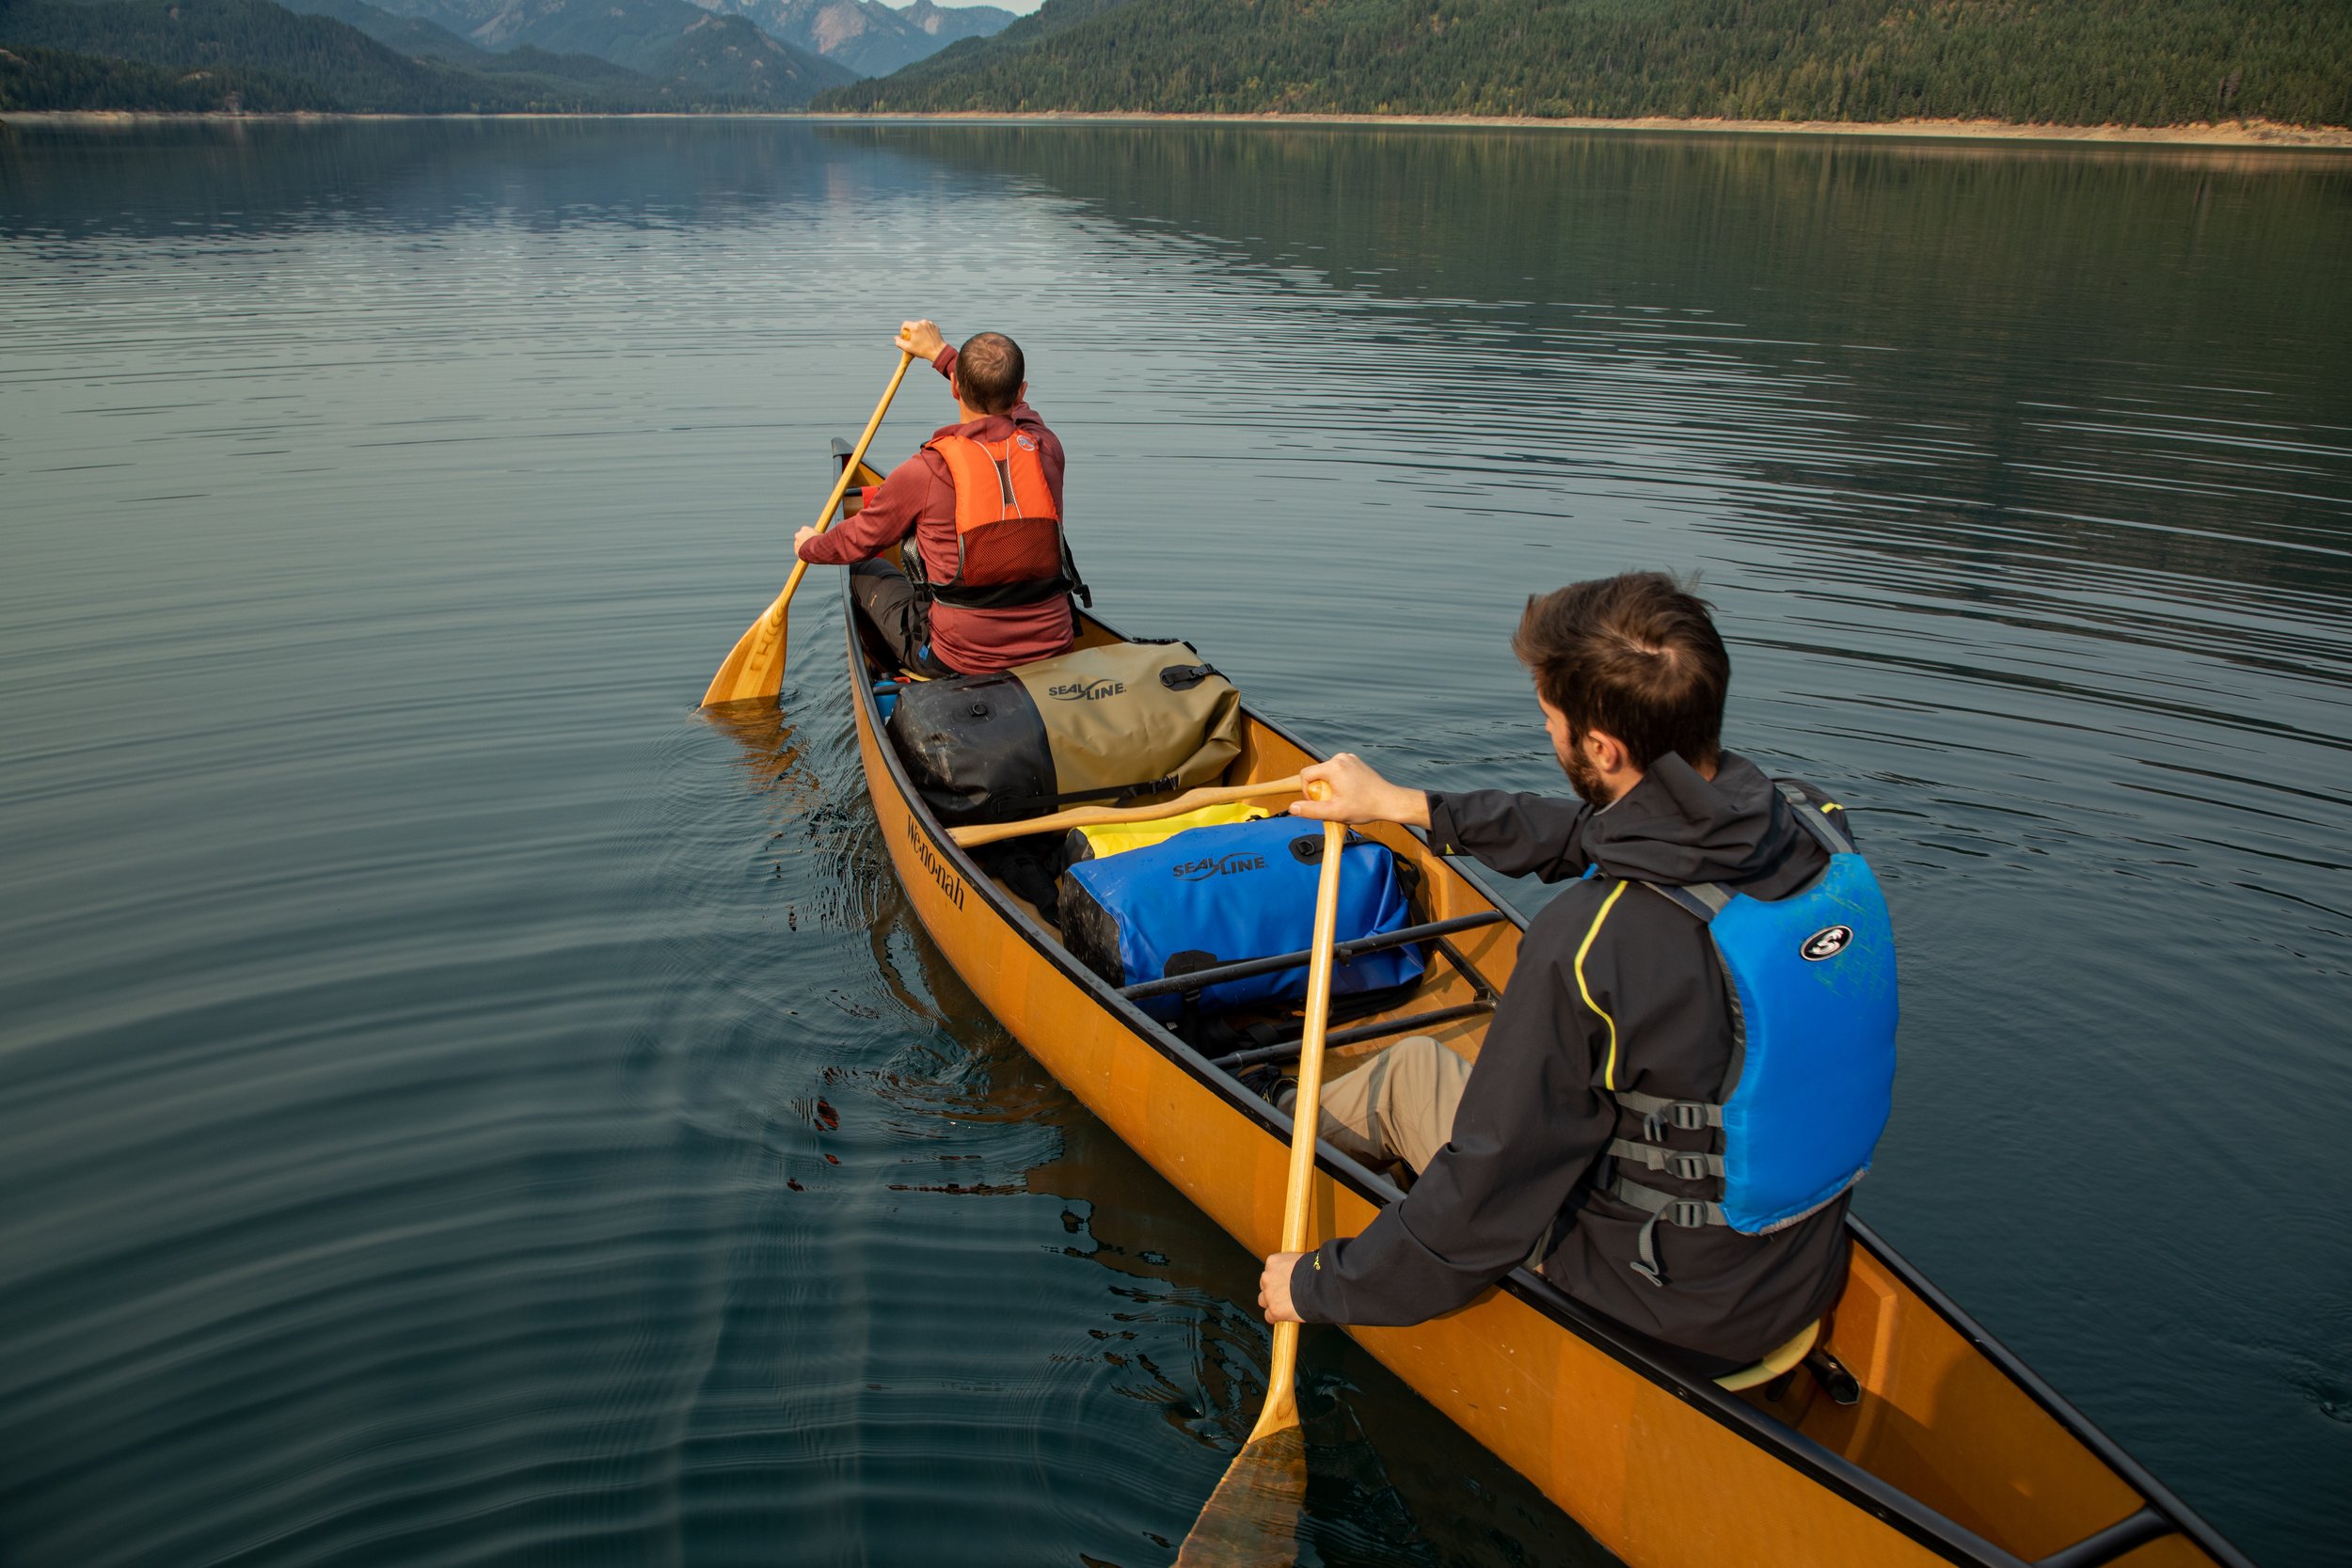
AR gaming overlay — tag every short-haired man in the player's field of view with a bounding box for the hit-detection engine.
[1263,572,1896,1373]
[794,320,1084,676]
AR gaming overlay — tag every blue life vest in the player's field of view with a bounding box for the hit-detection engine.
[1603,785,1898,1286]
[1057,816,1424,1023]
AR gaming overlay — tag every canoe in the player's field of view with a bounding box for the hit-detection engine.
[826,454,2255,1568]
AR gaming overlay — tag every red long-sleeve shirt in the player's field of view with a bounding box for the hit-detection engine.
[797,345,1076,674]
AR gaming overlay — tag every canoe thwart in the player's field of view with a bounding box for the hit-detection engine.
[1209,1001,1500,1072]
[946,776,1306,849]
[2033,1508,2175,1568]
[1120,911,1507,1003]
[1433,935,1504,1005]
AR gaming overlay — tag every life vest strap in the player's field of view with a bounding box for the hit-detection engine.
[1613,1086,1724,1138]
[1642,880,1731,921]
[1777,781,1856,854]
[1606,1174,1728,1288]
[1607,1136,1724,1182]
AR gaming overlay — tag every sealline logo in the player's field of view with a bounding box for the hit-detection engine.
[1801,925,1854,961]
[1048,678,1126,702]
[1173,852,1266,882]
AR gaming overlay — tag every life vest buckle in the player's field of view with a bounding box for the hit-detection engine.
[1670,1200,1712,1229]
[1639,1098,1717,1141]
[1667,1151,1713,1181]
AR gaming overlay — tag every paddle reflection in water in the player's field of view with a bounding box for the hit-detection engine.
[1173,806,1343,1566]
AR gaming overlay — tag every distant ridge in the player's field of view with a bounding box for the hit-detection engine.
[0,0,855,107]
[277,0,640,83]
[356,0,1011,76]
[816,0,2352,131]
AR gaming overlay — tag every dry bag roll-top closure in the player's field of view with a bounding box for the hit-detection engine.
[886,641,1244,826]
[913,432,1089,611]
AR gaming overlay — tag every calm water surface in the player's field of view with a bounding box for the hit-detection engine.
[3,119,2348,1566]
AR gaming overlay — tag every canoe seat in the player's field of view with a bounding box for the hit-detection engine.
[1714,1318,1820,1392]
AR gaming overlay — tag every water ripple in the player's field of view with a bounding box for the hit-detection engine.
[2,119,2347,1566]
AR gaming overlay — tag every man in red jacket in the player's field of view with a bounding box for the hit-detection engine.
[793,320,1085,677]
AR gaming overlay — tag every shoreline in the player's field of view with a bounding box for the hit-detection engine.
[832,111,2352,150]
[7,108,2349,150]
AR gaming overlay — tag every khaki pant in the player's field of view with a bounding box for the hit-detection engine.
[1316,1036,1470,1174]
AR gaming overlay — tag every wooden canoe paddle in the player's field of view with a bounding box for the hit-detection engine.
[701,351,914,709]
[1174,793,1347,1566]
[946,776,1306,849]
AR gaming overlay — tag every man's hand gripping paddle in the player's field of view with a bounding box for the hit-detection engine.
[1174,790,1348,1566]
[701,351,914,708]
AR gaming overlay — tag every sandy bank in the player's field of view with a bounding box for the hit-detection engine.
[827,111,2352,150]
[6,108,2349,150]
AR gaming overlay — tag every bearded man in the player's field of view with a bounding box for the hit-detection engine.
[1261,571,1896,1375]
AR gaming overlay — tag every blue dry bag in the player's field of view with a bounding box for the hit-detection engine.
[1057,816,1423,1023]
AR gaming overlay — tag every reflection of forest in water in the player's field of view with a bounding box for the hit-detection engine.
[11,117,2347,673]
[0,118,944,236]
[844,123,2352,606]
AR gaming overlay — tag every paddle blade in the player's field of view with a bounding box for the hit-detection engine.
[1172,1424,1306,1567]
[701,599,788,709]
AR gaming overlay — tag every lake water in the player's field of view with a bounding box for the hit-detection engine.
[3,118,2348,1567]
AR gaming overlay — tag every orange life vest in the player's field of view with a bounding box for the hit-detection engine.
[915,432,1089,610]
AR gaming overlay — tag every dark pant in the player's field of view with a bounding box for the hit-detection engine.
[849,560,957,676]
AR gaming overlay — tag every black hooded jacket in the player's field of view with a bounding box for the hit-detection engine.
[1286,752,1867,1369]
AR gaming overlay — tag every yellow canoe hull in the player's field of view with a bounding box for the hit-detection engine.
[828,481,2247,1568]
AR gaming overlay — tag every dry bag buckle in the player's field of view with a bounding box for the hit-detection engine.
[1158,662,1218,691]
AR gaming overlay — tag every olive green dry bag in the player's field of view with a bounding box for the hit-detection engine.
[885,640,1243,826]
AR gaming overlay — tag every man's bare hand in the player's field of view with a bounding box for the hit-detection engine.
[1290,752,1430,828]
[1259,1251,1306,1323]
[792,524,824,560]
[896,319,947,362]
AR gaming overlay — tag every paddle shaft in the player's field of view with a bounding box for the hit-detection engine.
[699,351,914,707]
[783,350,912,610]
[946,776,1305,849]
[1248,810,1346,1442]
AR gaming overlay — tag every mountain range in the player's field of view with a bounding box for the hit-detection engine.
[0,0,1011,111]
[356,0,1007,77]
[0,0,858,106]
[696,0,1010,78]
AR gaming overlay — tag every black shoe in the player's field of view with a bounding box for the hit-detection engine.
[1234,1062,1297,1109]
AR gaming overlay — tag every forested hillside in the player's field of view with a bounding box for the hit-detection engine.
[0,37,330,106]
[818,0,2352,128]
[0,0,535,107]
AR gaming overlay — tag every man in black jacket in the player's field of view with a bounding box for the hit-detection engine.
[1262,572,1877,1372]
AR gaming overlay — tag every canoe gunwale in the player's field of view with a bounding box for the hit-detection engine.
[831,575,2250,1568]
